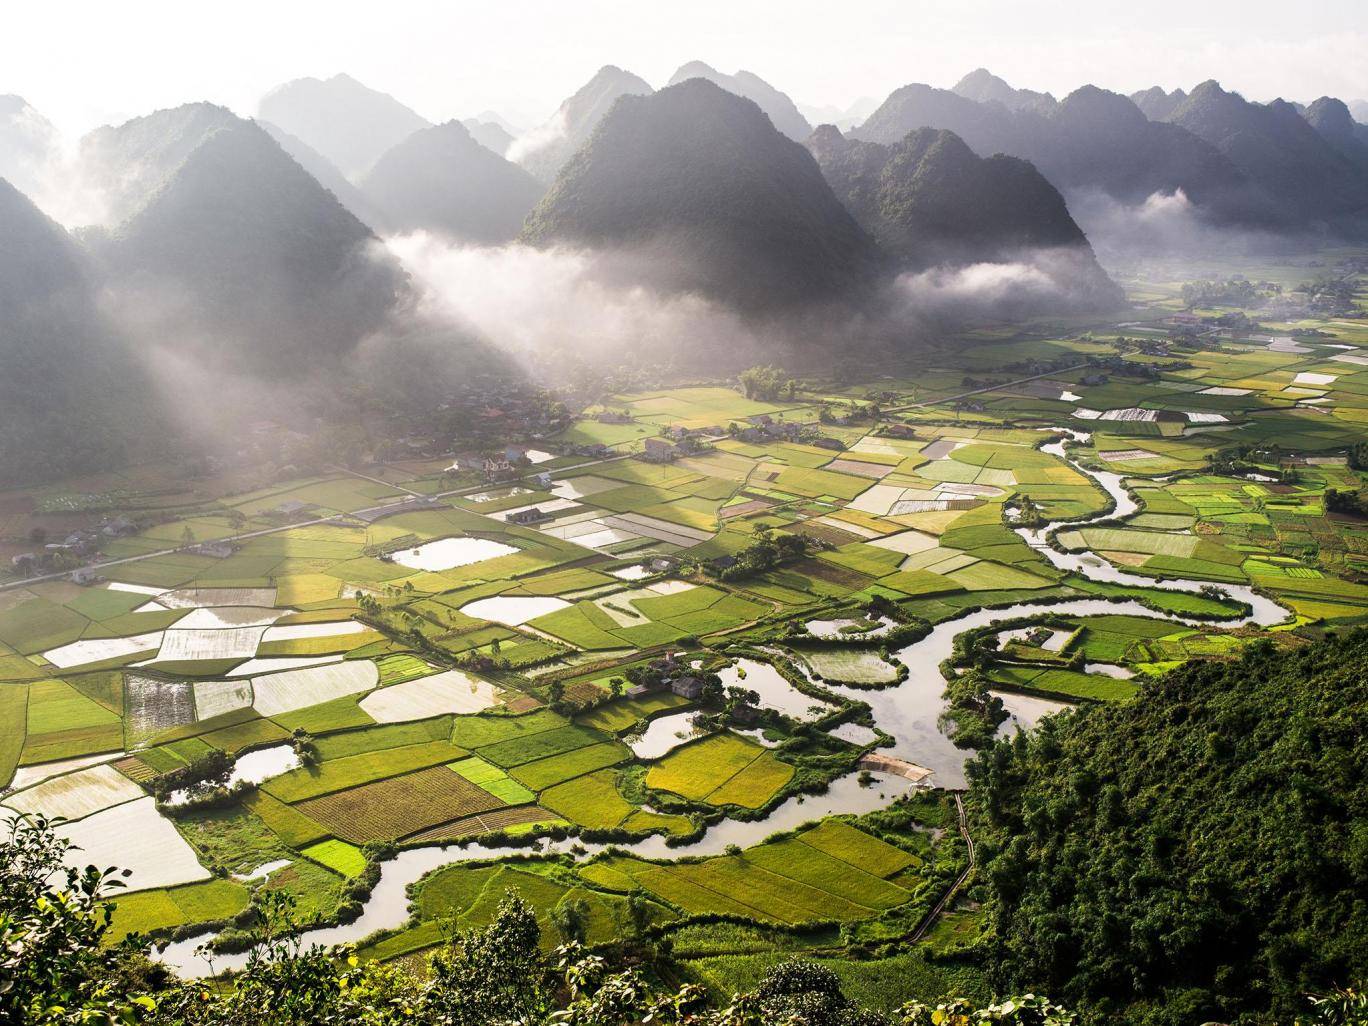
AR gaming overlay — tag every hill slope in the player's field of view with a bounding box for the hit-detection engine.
[515,65,653,184]
[462,118,514,155]
[361,120,545,243]
[522,78,880,315]
[78,102,242,225]
[1302,96,1368,172]
[809,125,1081,257]
[667,61,813,140]
[952,68,1056,113]
[0,179,150,483]
[1166,81,1368,227]
[258,118,385,227]
[807,125,1121,309]
[96,107,405,372]
[1130,86,1189,121]
[970,631,1368,1025]
[257,73,430,179]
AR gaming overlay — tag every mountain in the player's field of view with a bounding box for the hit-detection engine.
[0,95,61,200]
[522,78,880,315]
[258,119,385,228]
[515,66,653,184]
[808,125,1083,258]
[952,68,1056,113]
[361,120,545,243]
[0,179,150,483]
[1166,80,1368,227]
[461,118,514,156]
[78,102,243,226]
[807,125,1121,309]
[88,105,404,372]
[1130,85,1188,120]
[1302,96,1368,170]
[973,630,1368,1025]
[853,81,1271,227]
[257,73,430,179]
[856,81,1026,152]
[666,61,813,141]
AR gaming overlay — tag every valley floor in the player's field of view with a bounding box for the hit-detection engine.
[2,248,1367,1006]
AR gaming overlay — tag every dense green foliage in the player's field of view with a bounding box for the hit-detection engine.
[970,630,1368,1025]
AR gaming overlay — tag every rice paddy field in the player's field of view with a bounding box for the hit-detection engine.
[3,251,1367,1000]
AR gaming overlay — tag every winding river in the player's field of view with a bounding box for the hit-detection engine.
[154,427,1289,976]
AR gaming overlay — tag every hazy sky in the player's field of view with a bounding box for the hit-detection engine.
[5,0,1366,137]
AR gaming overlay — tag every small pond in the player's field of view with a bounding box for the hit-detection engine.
[461,595,571,626]
[718,658,836,721]
[391,537,518,572]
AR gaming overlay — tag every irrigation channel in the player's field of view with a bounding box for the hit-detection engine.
[155,428,1290,977]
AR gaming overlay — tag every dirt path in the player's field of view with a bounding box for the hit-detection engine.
[908,792,977,944]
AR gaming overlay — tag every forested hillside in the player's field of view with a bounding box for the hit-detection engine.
[970,631,1368,1025]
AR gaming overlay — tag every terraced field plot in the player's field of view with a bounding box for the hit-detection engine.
[294,765,505,843]
[645,732,794,809]
[578,820,919,924]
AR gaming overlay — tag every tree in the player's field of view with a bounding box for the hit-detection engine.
[737,365,788,401]
[424,893,547,1026]
[0,814,150,1026]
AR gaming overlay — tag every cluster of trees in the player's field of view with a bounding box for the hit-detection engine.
[147,750,235,803]
[713,525,822,582]
[1325,487,1368,517]
[736,365,795,401]
[1179,277,1269,308]
[939,668,1008,749]
[967,631,1368,1025]
[1,813,1082,1026]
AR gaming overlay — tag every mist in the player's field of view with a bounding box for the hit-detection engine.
[384,231,784,377]
[1067,187,1303,266]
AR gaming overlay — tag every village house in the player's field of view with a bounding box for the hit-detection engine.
[640,437,677,463]
[100,516,136,537]
[669,676,705,700]
[483,455,516,482]
[729,703,759,725]
[507,507,551,525]
[192,541,238,559]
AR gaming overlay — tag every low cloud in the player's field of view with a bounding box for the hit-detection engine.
[883,246,1119,324]
[384,231,771,377]
[1067,187,1295,262]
